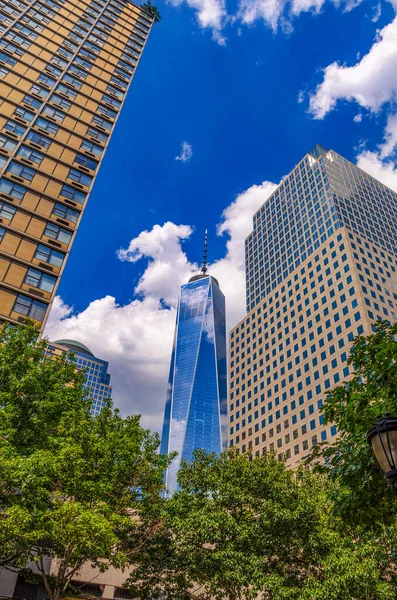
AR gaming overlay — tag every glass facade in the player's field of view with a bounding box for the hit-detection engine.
[0,0,152,330]
[47,338,112,415]
[161,274,227,496]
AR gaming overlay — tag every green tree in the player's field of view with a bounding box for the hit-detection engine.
[141,0,161,23]
[126,448,397,600]
[310,320,397,527]
[0,324,170,600]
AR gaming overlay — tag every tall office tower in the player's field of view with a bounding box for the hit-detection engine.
[161,235,227,496]
[47,338,112,415]
[0,0,152,330]
[229,145,397,467]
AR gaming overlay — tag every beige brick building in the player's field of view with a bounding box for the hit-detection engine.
[0,0,152,330]
[229,145,397,467]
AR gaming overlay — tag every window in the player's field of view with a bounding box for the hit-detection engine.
[5,31,31,48]
[0,179,26,200]
[4,120,26,136]
[74,153,98,170]
[98,105,117,119]
[68,168,92,187]
[34,244,64,267]
[92,115,112,130]
[35,117,59,135]
[0,40,24,57]
[14,107,35,122]
[81,139,103,156]
[60,185,86,204]
[17,146,44,164]
[87,127,108,143]
[51,55,68,68]
[38,73,56,87]
[26,131,51,149]
[13,294,47,321]
[64,71,83,86]
[0,134,17,151]
[52,202,79,224]
[45,64,62,77]
[22,94,42,109]
[30,83,49,98]
[51,92,73,107]
[102,94,121,108]
[0,51,16,66]
[7,162,35,182]
[0,66,8,77]
[24,267,56,292]
[0,201,16,221]
[43,105,65,122]
[44,222,72,244]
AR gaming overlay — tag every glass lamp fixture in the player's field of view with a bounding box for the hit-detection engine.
[367,414,397,494]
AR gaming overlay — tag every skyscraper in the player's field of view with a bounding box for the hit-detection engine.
[161,235,227,495]
[0,0,153,331]
[229,145,397,467]
[47,338,112,415]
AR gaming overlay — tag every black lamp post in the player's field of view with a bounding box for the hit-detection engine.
[367,414,397,494]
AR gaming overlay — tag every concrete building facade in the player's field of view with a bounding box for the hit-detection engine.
[0,0,152,331]
[229,145,397,467]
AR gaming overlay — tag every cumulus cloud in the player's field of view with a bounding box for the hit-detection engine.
[309,16,397,119]
[45,181,276,433]
[175,141,193,163]
[237,0,361,31]
[167,0,227,42]
[379,111,397,157]
[356,150,397,192]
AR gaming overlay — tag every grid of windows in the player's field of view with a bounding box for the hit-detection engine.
[47,340,112,416]
[245,147,397,312]
[0,0,152,327]
[230,147,397,468]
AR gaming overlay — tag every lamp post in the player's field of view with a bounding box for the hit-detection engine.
[367,414,397,494]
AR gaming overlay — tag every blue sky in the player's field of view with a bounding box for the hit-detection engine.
[46,0,397,431]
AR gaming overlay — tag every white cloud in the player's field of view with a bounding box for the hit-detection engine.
[167,0,227,43]
[45,182,276,433]
[353,112,362,122]
[175,141,193,163]
[237,0,361,31]
[379,112,397,157]
[356,150,397,192]
[309,16,397,119]
[371,2,382,22]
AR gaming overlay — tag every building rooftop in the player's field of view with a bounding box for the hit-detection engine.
[53,339,94,357]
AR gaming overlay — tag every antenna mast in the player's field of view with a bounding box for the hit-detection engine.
[201,229,208,274]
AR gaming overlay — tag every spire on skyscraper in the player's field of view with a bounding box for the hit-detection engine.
[201,229,208,274]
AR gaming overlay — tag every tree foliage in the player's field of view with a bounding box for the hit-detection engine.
[310,320,397,527]
[141,0,161,23]
[0,324,170,600]
[126,449,397,600]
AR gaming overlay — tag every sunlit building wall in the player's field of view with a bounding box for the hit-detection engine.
[0,0,152,330]
[229,145,397,467]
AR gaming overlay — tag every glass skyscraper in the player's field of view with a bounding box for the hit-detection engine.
[47,338,112,415]
[0,0,153,331]
[230,145,397,467]
[161,267,227,496]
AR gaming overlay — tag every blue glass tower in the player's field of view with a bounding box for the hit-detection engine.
[160,240,227,495]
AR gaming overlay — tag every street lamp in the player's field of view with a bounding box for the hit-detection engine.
[367,414,397,494]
